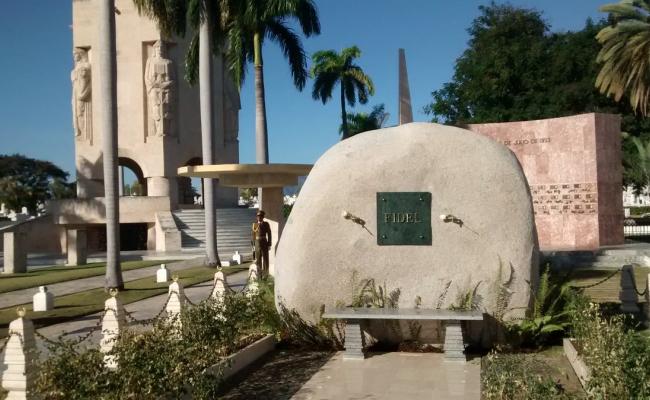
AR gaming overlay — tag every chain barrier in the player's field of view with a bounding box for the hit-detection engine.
[570,268,621,289]
[624,268,648,297]
[34,330,62,348]
[124,291,173,326]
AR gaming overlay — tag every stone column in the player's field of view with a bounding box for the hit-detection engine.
[1,311,36,398]
[3,230,26,274]
[620,264,641,313]
[443,320,466,361]
[66,228,88,266]
[259,187,285,276]
[101,292,125,369]
[343,319,365,360]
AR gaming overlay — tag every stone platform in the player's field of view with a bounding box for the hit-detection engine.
[291,352,480,400]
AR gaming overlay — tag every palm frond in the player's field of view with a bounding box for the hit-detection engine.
[265,17,308,90]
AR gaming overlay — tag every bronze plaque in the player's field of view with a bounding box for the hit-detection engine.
[377,192,431,245]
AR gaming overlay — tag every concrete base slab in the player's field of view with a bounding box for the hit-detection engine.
[291,352,481,400]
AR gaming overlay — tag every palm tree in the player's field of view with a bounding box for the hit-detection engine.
[133,0,226,266]
[340,104,389,138]
[98,0,123,289]
[311,46,375,140]
[596,0,650,115]
[226,0,320,164]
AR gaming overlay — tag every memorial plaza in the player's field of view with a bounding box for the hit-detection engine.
[2,0,650,399]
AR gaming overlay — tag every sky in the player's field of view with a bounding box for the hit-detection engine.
[0,0,607,180]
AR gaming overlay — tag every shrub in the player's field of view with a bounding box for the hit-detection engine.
[569,300,650,398]
[482,352,574,399]
[508,267,572,348]
[34,282,279,399]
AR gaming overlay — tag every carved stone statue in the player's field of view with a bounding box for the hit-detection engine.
[71,48,92,141]
[145,41,175,137]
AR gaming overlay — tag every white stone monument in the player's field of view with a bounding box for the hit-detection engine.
[101,290,126,369]
[166,277,184,328]
[156,264,169,283]
[231,251,242,265]
[32,286,54,312]
[1,309,36,399]
[211,270,229,303]
[247,263,259,296]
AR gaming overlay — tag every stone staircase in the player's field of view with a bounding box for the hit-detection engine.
[172,208,257,257]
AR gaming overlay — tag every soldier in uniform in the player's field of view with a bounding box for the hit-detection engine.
[251,210,272,278]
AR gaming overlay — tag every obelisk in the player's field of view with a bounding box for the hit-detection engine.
[398,48,413,124]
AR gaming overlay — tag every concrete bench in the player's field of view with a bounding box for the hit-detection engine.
[322,308,483,361]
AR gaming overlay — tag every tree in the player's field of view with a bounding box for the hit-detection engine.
[0,154,72,214]
[311,46,375,139]
[596,0,650,115]
[423,2,650,189]
[632,136,650,194]
[340,104,388,137]
[227,0,320,163]
[98,0,123,289]
[133,0,228,267]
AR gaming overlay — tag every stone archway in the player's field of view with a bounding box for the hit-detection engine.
[118,157,147,196]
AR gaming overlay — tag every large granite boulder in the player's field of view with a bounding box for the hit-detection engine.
[275,123,538,333]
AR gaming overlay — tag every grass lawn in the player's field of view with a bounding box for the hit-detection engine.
[0,264,248,337]
[0,260,178,294]
[554,266,650,303]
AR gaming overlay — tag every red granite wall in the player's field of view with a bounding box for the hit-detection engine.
[466,113,624,250]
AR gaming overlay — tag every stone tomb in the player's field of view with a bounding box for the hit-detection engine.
[467,113,623,250]
[275,122,538,344]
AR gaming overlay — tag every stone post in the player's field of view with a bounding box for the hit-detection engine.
[645,273,650,327]
[1,309,36,399]
[259,187,285,276]
[166,277,184,326]
[343,319,365,360]
[101,290,125,369]
[156,264,169,283]
[3,230,27,274]
[66,228,88,266]
[247,263,259,296]
[33,286,54,312]
[211,270,229,303]
[620,264,640,313]
[443,320,466,361]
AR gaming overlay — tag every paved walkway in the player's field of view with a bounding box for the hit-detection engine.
[34,269,249,351]
[0,258,207,309]
[291,352,481,400]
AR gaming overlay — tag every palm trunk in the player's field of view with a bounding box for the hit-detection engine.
[98,0,123,289]
[254,31,269,164]
[199,0,220,267]
[340,83,348,140]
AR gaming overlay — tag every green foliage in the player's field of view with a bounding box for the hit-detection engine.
[508,267,572,348]
[423,2,650,189]
[33,280,280,399]
[0,154,73,213]
[449,282,482,311]
[310,46,375,139]
[482,352,575,399]
[569,300,650,398]
[632,136,650,191]
[349,271,400,308]
[339,104,388,137]
[282,203,293,218]
[596,0,650,115]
